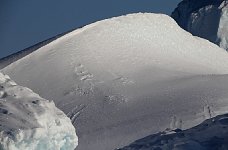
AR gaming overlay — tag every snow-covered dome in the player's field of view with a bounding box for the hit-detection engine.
[0,72,78,150]
[172,0,228,50]
[1,13,228,150]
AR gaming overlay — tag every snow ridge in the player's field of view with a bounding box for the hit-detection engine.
[2,13,228,150]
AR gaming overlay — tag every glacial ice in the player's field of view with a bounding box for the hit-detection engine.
[172,0,228,50]
[2,13,228,150]
[0,73,78,150]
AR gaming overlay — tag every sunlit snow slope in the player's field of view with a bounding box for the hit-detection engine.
[0,73,78,150]
[1,13,228,150]
[172,0,228,50]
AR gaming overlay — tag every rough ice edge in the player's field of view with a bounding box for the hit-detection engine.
[172,0,228,51]
[2,12,226,150]
[0,72,78,150]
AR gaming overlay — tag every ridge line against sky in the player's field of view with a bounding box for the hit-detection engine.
[0,0,181,59]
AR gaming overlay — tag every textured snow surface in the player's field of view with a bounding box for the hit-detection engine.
[0,72,78,150]
[172,0,228,50]
[2,13,228,150]
[119,113,228,150]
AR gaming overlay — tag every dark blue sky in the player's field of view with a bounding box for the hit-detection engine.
[0,0,181,59]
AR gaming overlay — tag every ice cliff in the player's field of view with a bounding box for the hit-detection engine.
[172,0,228,50]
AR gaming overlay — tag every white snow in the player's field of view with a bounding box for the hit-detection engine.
[172,0,228,50]
[1,13,228,150]
[119,113,228,150]
[0,72,78,150]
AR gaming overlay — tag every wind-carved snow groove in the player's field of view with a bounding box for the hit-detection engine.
[169,115,183,130]
[73,64,95,96]
[203,105,214,119]
[202,97,215,120]
[166,103,214,133]
[67,104,86,124]
[75,63,94,81]
[113,76,134,86]
[102,74,134,106]
[104,94,129,105]
[64,63,96,96]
